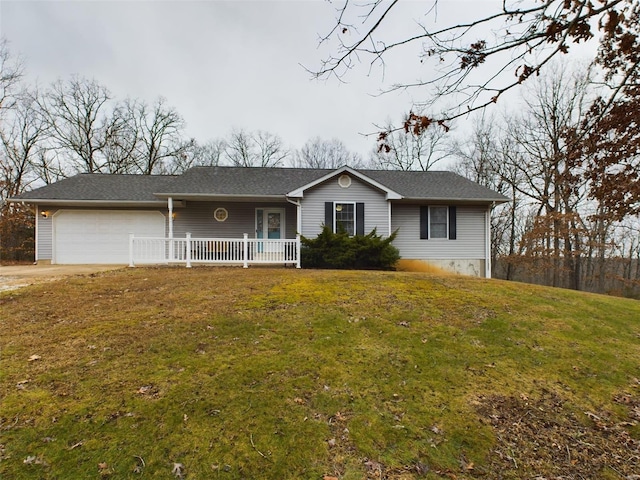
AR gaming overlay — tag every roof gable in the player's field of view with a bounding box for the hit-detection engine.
[287,166,402,200]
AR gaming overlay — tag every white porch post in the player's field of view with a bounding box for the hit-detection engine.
[129,233,135,267]
[243,233,249,268]
[34,205,39,263]
[168,197,174,261]
[185,232,192,268]
[296,234,301,269]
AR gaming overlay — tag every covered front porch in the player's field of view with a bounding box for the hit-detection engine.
[130,197,302,268]
[129,234,301,268]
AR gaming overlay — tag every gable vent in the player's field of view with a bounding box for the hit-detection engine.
[338,174,352,188]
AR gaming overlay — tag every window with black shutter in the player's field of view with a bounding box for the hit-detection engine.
[420,205,457,240]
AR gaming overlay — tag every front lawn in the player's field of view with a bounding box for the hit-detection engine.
[1,267,639,479]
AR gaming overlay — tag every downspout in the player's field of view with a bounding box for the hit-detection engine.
[485,202,494,278]
[388,201,392,237]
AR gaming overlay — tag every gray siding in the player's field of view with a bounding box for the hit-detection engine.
[35,202,298,261]
[36,206,168,261]
[37,211,53,261]
[391,204,487,259]
[173,201,297,239]
[300,175,390,237]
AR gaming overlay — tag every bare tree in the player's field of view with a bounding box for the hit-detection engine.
[0,38,23,113]
[190,139,227,167]
[101,100,140,174]
[0,84,41,263]
[313,0,636,127]
[371,116,448,171]
[0,88,46,200]
[39,76,113,174]
[225,129,288,167]
[452,114,524,279]
[158,137,220,175]
[292,137,362,169]
[225,129,253,167]
[128,97,188,175]
[253,130,289,167]
[505,66,594,289]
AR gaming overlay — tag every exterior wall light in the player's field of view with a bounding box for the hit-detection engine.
[40,210,49,218]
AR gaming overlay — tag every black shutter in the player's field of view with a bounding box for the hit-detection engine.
[448,206,457,240]
[420,206,429,239]
[325,202,333,231]
[356,203,365,235]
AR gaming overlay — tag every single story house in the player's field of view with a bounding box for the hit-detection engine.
[10,165,508,277]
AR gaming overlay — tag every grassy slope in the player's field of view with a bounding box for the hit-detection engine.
[1,267,639,479]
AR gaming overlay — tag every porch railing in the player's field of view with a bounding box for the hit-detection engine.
[129,233,301,268]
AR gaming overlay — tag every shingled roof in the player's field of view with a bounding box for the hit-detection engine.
[11,174,176,204]
[155,166,331,197]
[12,166,508,204]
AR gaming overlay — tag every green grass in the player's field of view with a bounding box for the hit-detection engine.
[1,267,639,479]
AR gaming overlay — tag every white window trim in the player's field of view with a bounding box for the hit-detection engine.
[429,205,449,240]
[334,201,356,235]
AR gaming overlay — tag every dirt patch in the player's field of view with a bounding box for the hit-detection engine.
[0,264,125,291]
[474,387,640,478]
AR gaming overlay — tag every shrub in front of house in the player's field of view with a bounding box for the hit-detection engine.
[301,226,400,270]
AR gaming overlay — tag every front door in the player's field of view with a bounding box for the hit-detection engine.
[256,208,285,252]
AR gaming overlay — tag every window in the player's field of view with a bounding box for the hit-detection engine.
[325,202,365,236]
[335,203,355,235]
[420,206,457,240]
[430,206,448,238]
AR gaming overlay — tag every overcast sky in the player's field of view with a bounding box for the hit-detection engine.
[0,1,597,162]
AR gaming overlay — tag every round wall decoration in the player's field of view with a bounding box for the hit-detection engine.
[338,174,352,188]
[214,207,228,222]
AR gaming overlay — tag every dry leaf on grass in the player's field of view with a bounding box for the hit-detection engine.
[172,462,184,478]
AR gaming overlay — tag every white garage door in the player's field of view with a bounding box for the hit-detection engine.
[54,210,166,264]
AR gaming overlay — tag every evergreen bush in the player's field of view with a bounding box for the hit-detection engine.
[301,226,400,270]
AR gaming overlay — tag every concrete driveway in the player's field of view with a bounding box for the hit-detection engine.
[0,264,126,292]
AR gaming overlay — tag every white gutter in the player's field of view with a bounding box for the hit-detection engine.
[6,199,169,207]
[485,203,493,278]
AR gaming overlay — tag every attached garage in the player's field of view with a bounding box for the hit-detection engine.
[53,210,166,264]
